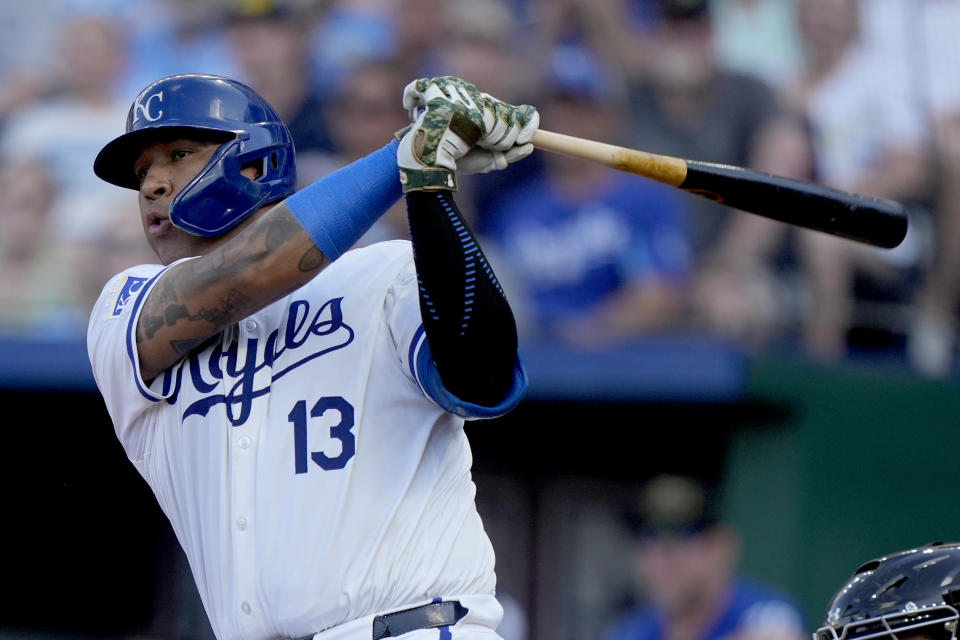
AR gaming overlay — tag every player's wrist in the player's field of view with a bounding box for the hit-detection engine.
[396,123,463,193]
[399,167,457,192]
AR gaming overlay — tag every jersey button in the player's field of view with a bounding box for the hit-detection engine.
[244,319,258,332]
[238,436,251,449]
[236,517,247,531]
[241,601,252,615]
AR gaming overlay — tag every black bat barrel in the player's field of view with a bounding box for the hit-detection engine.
[681,160,909,249]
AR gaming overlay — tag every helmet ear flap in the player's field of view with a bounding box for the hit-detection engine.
[170,139,269,236]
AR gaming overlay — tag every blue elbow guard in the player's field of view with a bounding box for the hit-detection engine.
[285,139,402,261]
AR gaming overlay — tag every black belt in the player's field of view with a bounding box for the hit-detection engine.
[372,601,468,639]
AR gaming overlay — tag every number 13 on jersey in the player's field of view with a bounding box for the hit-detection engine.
[288,396,356,473]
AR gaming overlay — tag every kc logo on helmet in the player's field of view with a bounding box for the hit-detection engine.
[132,91,164,123]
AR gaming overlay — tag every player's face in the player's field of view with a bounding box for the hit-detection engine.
[134,137,260,265]
[134,137,223,264]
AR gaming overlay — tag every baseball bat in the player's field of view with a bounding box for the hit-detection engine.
[531,129,908,249]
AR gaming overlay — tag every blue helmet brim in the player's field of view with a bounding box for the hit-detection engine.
[94,125,236,190]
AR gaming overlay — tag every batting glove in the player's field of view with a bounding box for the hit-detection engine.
[459,94,540,175]
[397,76,486,192]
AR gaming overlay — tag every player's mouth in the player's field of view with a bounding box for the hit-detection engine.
[147,212,173,237]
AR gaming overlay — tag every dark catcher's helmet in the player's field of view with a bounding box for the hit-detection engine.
[816,542,960,640]
[94,73,296,237]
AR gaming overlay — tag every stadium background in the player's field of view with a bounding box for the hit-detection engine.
[1,0,958,639]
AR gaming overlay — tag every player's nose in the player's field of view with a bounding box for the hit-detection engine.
[140,168,172,201]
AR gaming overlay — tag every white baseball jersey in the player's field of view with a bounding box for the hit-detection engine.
[87,239,527,640]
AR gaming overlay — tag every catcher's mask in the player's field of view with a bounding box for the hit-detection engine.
[815,542,960,640]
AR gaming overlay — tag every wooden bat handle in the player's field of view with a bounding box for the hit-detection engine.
[530,129,908,249]
[531,129,689,187]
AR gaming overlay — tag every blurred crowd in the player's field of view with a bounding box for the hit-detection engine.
[2,0,959,377]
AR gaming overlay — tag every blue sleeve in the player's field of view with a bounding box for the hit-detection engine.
[285,139,402,261]
[408,325,528,419]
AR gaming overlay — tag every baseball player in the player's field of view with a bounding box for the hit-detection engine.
[86,73,538,640]
[815,541,960,640]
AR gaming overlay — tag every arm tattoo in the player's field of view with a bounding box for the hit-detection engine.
[264,212,304,251]
[299,247,325,272]
[138,287,253,343]
[136,204,325,358]
[265,211,326,272]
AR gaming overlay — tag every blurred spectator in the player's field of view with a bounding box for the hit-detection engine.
[600,474,807,640]
[40,0,242,102]
[389,0,452,78]
[708,0,805,90]
[445,0,537,105]
[685,0,934,362]
[624,0,808,255]
[596,0,813,352]
[0,0,63,127]
[912,81,960,374]
[71,201,158,319]
[309,0,397,95]
[0,160,82,334]
[317,58,412,245]
[222,0,336,173]
[772,0,932,360]
[449,0,546,231]
[481,45,693,347]
[0,14,133,244]
[310,0,454,84]
[118,0,241,99]
[0,69,52,132]
[858,0,960,377]
[322,59,409,167]
[530,0,660,86]
[0,0,66,84]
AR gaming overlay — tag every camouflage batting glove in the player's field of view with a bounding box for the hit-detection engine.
[396,76,486,192]
[459,94,540,175]
[477,93,539,151]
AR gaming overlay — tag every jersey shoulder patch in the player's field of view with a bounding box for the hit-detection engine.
[96,265,164,321]
[107,275,150,318]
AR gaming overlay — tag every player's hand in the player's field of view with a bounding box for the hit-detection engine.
[476,93,539,151]
[396,76,486,192]
[459,93,539,175]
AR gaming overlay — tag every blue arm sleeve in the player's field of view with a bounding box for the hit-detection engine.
[285,139,402,261]
[406,190,524,410]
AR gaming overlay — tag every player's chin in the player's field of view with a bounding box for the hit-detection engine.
[149,234,194,266]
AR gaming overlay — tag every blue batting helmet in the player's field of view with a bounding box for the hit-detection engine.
[94,73,297,237]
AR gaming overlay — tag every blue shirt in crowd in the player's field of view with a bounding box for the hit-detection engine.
[600,577,807,640]
[484,172,692,337]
